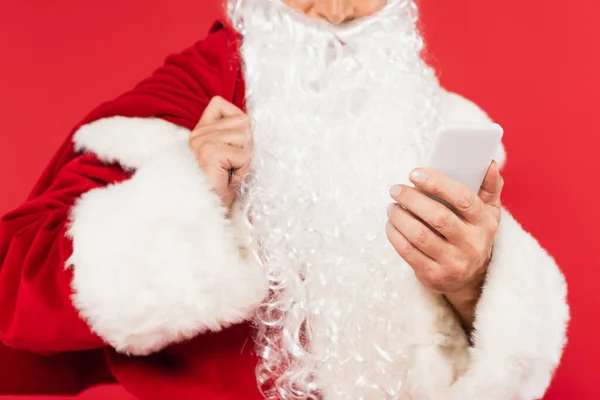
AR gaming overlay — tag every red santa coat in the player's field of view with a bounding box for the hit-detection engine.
[0,20,263,399]
[0,19,568,400]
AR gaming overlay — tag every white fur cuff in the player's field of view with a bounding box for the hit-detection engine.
[66,119,268,356]
[449,209,569,399]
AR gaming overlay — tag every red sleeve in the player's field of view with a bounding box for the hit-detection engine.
[0,20,243,355]
[0,155,130,353]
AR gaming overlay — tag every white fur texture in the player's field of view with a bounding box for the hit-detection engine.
[73,116,189,170]
[67,118,268,355]
[445,209,569,400]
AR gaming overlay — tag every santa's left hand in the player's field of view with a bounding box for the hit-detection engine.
[386,161,503,328]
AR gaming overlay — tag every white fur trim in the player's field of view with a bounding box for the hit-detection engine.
[440,90,507,168]
[446,209,569,399]
[73,116,190,170]
[67,117,268,356]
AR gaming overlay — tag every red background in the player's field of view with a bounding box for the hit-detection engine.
[0,0,597,398]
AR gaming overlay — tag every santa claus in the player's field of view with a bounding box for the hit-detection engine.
[0,0,568,399]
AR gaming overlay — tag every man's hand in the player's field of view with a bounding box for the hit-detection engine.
[386,161,504,330]
[190,96,253,209]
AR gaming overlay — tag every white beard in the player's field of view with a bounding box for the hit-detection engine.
[230,0,446,398]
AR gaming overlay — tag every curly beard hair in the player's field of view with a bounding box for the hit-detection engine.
[229,0,444,398]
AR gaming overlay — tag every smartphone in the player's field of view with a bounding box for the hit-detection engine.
[425,122,504,193]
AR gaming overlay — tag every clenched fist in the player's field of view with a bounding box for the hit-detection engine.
[189,96,253,209]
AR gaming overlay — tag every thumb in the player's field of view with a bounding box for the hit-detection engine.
[478,160,503,207]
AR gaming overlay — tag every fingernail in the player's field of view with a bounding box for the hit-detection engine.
[390,185,403,197]
[387,203,396,216]
[410,169,428,184]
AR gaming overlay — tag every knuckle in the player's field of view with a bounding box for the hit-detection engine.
[427,179,442,195]
[446,255,465,273]
[449,266,464,280]
[457,189,477,211]
[487,216,500,234]
[454,257,471,275]
[414,227,430,245]
[431,210,453,230]
[210,95,224,104]
[424,268,441,283]
[422,270,446,292]
[446,248,466,267]
[465,241,485,262]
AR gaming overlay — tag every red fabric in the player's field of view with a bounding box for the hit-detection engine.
[0,21,261,400]
[0,384,136,399]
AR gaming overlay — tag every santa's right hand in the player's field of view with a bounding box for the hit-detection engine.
[189,96,253,209]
